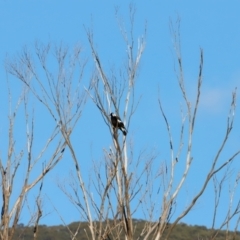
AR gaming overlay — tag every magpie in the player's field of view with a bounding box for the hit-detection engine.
[110,113,127,136]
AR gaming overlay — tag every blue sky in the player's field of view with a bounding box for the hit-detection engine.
[1,0,240,229]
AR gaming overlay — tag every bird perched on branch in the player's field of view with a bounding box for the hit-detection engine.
[110,113,127,136]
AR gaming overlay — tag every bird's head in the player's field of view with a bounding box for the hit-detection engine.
[110,113,116,117]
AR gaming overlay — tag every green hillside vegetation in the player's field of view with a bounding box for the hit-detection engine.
[12,220,240,240]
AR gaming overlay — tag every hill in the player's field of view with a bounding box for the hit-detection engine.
[12,220,240,240]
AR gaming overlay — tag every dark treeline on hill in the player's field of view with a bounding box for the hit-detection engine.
[12,220,240,240]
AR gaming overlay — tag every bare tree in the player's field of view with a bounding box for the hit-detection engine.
[52,5,149,240]
[4,42,88,240]
[153,20,240,240]
[0,79,66,239]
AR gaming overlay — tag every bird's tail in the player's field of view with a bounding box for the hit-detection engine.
[120,127,127,136]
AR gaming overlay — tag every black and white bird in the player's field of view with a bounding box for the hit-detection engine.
[110,113,127,136]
